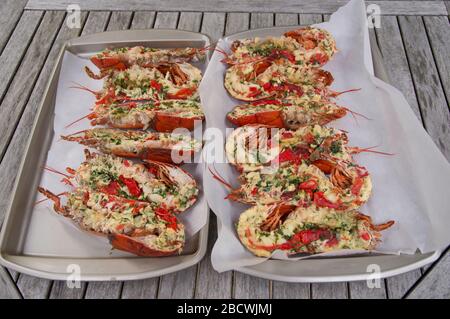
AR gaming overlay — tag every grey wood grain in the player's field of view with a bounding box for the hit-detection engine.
[0,11,43,108]
[233,272,270,299]
[121,278,159,299]
[25,0,449,15]
[195,214,233,299]
[275,13,299,27]
[398,15,450,160]
[201,13,226,43]
[81,11,110,35]
[386,270,422,299]
[158,265,197,298]
[130,11,156,29]
[375,16,421,118]
[0,9,65,178]
[311,282,348,299]
[272,281,309,299]
[0,266,21,299]
[1,11,89,300]
[299,14,323,25]
[349,280,387,299]
[178,12,202,32]
[406,249,450,298]
[106,11,133,31]
[154,12,179,29]
[49,281,87,299]
[84,281,123,299]
[225,13,250,36]
[0,0,28,54]
[17,274,52,299]
[423,16,450,104]
[250,13,274,29]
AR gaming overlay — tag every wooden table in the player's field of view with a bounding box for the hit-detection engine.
[0,0,449,299]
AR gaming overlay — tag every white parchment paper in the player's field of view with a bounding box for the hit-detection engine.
[200,0,450,272]
[28,51,207,258]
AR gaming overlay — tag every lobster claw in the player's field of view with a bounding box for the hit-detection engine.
[108,233,181,257]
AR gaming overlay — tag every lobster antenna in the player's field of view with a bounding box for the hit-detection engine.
[208,165,233,190]
[343,107,371,121]
[35,191,66,205]
[64,113,93,129]
[69,82,98,96]
[352,146,395,156]
[61,129,88,140]
[334,88,361,97]
[43,165,72,178]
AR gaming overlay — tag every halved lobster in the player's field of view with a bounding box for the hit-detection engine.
[46,149,198,213]
[62,128,202,164]
[71,99,204,132]
[38,188,185,257]
[89,46,206,77]
[224,58,334,101]
[226,94,347,128]
[237,204,394,257]
[223,27,337,67]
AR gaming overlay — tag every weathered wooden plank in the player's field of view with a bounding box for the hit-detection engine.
[311,282,348,299]
[225,13,250,36]
[375,16,421,118]
[0,9,65,193]
[195,214,233,299]
[272,281,309,299]
[250,13,274,29]
[349,280,387,299]
[386,270,422,299]
[25,0,449,15]
[0,0,28,54]
[178,12,202,32]
[201,13,226,43]
[398,15,450,160]
[49,281,87,299]
[81,11,110,35]
[16,274,52,299]
[84,281,123,299]
[130,11,156,29]
[157,266,197,298]
[275,13,299,27]
[406,249,450,298]
[106,11,133,31]
[233,272,270,299]
[121,278,159,299]
[423,16,450,104]
[0,266,21,299]
[299,13,323,25]
[154,12,179,29]
[3,11,89,299]
[0,10,43,130]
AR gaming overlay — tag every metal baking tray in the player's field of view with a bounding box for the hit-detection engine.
[0,29,211,281]
[222,26,440,283]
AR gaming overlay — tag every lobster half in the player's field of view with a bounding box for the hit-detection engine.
[38,188,185,257]
[69,99,205,132]
[222,161,372,211]
[88,46,207,77]
[47,149,198,213]
[237,204,394,257]
[223,27,337,67]
[224,58,334,101]
[225,124,367,173]
[62,128,202,165]
[226,95,348,128]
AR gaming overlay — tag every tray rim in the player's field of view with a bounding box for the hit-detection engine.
[216,25,441,282]
[0,29,211,281]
